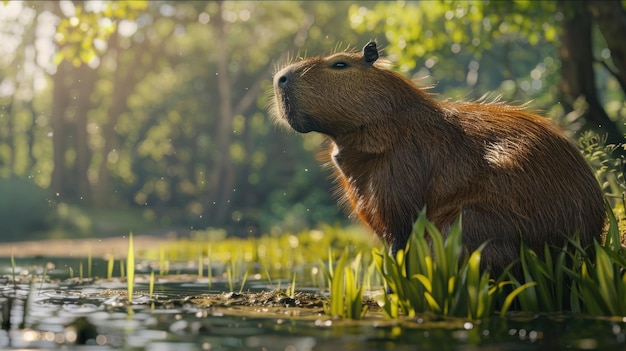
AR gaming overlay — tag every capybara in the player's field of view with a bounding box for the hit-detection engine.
[269,41,606,275]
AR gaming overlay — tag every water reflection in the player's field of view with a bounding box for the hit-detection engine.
[0,278,625,350]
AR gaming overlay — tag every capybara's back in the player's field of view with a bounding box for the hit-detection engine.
[270,42,606,275]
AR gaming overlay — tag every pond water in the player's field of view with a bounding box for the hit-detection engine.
[1,257,626,350]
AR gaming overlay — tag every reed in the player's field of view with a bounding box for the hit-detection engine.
[127,233,135,303]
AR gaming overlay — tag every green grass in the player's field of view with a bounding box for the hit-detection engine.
[372,208,626,320]
[127,233,135,303]
[323,248,370,319]
[93,204,625,321]
[372,210,530,319]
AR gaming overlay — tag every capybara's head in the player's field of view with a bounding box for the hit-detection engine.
[271,42,417,139]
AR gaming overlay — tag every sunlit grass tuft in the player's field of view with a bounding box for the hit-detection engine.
[372,210,526,319]
[371,208,626,320]
[323,248,370,319]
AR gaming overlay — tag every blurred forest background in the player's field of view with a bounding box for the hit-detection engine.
[0,1,624,242]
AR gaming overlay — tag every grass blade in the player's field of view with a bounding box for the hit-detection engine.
[127,233,135,304]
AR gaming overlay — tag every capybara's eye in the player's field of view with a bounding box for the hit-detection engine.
[331,61,348,69]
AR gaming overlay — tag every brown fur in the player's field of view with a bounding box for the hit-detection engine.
[269,42,606,275]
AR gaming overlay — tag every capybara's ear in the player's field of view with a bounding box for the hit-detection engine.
[363,41,378,66]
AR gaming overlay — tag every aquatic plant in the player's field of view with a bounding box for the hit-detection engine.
[506,204,625,316]
[143,224,375,284]
[372,207,626,320]
[149,271,155,298]
[115,201,623,321]
[323,248,370,319]
[127,233,135,303]
[106,255,114,279]
[373,211,529,319]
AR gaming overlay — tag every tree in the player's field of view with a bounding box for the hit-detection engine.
[1,1,466,239]
[48,1,150,203]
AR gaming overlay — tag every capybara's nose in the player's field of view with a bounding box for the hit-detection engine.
[275,68,292,89]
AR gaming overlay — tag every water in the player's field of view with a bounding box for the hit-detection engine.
[0,279,625,350]
[0,258,625,350]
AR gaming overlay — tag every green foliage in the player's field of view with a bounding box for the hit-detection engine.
[54,1,148,67]
[323,249,370,319]
[374,210,626,320]
[574,242,626,316]
[0,177,53,241]
[348,1,564,105]
[512,242,576,312]
[2,1,375,237]
[511,230,626,316]
[373,211,524,320]
[578,131,626,207]
[503,204,626,316]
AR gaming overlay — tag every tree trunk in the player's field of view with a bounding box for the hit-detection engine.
[93,33,123,207]
[93,32,160,207]
[73,64,98,202]
[25,99,37,172]
[587,0,626,91]
[5,99,14,172]
[206,1,236,224]
[559,3,624,150]
[50,61,72,198]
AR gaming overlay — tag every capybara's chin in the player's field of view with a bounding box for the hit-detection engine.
[284,110,319,134]
[269,41,606,278]
[274,95,330,135]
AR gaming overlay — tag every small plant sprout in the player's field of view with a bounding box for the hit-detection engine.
[107,255,114,279]
[264,268,273,289]
[227,264,233,292]
[324,249,368,319]
[284,272,297,298]
[238,270,250,294]
[127,233,135,304]
[289,272,297,298]
[149,271,155,298]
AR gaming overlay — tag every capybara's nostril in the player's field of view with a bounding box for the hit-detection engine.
[278,75,288,86]
[276,70,291,88]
